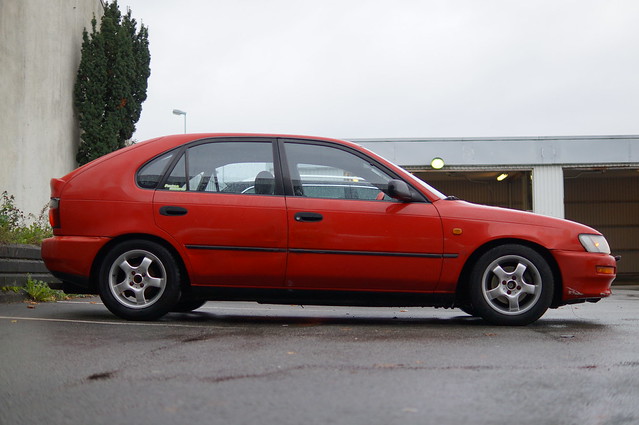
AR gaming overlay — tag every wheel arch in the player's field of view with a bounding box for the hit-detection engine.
[90,233,191,293]
[455,238,563,308]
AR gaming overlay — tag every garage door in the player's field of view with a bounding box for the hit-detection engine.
[564,168,639,281]
[414,170,532,211]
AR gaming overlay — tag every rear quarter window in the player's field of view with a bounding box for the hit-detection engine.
[137,151,176,189]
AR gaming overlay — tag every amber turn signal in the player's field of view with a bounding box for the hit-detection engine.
[595,266,616,275]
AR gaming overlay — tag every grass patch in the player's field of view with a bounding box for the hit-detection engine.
[1,277,77,302]
[1,286,22,294]
[24,278,70,302]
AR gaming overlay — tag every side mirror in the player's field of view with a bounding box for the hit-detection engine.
[387,179,414,202]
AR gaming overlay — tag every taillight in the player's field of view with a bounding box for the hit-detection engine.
[49,198,60,228]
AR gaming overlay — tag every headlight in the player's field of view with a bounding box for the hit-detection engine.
[579,234,611,254]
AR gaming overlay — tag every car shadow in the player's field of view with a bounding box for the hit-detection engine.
[52,299,608,330]
[159,309,608,331]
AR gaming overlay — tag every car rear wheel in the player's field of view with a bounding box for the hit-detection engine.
[469,244,554,326]
[98,240,181,320]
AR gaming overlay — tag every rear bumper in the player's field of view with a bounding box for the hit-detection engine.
[41,236,111,291]
[553,250,617,304]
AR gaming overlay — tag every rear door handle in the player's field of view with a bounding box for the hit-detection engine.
[159,206,188,216]
[294,212,323,222]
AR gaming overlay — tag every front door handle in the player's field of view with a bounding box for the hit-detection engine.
[159,206,188,216]
[294,212,323,222]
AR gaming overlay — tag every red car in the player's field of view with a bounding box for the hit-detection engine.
[41,134,617,325]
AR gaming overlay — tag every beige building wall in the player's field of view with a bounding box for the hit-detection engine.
[0,0,104,218]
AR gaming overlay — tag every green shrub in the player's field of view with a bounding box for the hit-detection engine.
[24,277,69,302]
[2,278,87,302]
[0,191,52,245]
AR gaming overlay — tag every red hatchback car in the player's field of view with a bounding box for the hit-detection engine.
[42,134,617,325]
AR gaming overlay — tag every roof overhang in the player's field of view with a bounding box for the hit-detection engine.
[351,135,639,168]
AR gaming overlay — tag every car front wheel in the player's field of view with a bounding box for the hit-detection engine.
[98,240,181,320]
[469,244,554,326]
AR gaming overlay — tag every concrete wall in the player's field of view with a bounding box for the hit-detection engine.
[0,0,104,218]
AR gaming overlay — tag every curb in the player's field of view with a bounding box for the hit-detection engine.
[0,290,27,303]
[0,244,60,287]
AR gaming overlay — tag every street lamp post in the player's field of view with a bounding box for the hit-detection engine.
[172,109,187,133]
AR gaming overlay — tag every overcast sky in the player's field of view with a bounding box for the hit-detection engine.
[120,0,639,142]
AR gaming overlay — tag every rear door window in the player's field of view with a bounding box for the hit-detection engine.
[163,141,278,195]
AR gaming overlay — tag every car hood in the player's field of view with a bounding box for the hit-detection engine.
[433,199,601,234]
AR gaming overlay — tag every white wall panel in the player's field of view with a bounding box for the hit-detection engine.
[532,166,564,218]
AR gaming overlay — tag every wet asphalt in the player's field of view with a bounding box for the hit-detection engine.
[1,287,638,425]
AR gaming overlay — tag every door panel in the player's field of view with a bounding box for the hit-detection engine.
[155,191,287,287]
[282,141,443,292]
[286,197,443,291]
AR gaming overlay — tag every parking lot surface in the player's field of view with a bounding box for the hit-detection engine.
[1,287,638,425]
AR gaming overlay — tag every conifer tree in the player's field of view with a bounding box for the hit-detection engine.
[74,1,150,166]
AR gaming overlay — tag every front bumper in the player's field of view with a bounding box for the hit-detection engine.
[552,250,617,304]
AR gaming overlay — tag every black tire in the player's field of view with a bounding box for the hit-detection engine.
[469,244,554,326]
[98,240,181,320]
[172,298,207,312]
